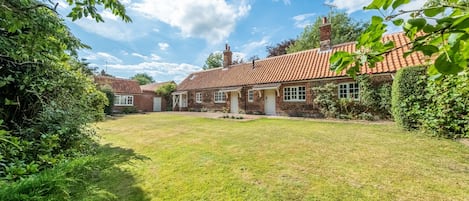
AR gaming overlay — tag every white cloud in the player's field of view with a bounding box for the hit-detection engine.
[108,62,202,83]
[272,0,291,5]
[131,53,161,61]
[73,17,148,41]
[292,13,316,28]
[85,51,123,64]
[326,0,426,14]
[100,10,119,21]
[325,0,370,14]
[241,37,270,56]
[158,42,170,51]
[131,0,251,43]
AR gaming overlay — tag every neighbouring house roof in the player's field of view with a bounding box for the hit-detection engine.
[94,76,142,94]
[177,32,426,91]
[140,81,175,92]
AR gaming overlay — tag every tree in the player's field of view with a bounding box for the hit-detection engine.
[203,52,223,70]
[287,12,369,53]
[266,39,295,57]
[330,0,469,78]
[131,73,154,85]
[0,0,130,180]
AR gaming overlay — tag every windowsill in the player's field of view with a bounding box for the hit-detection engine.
[114,104,134,106]
[248,100,254,103]
[283,100,306,102]
[196,101,202,103]
[214,101,226,103]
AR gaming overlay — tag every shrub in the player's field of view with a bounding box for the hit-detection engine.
[378,83,392,118]
[391,66,427,130]
[100,85,115,115]
[423,70,469,138]
[121,106,138,114]
[358,112,375,121]
[358,75,379,112]
[312,83,339,118]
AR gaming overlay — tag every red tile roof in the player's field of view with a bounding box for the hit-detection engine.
[177,32,426,91]
[140,81,175,92]
[94,76,142,94]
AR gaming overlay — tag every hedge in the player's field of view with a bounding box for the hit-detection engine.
[391,66,427,130]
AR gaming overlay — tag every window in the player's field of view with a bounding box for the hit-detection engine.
[247,90,254,102]
[214,91,225,103]
[195,92,202,103]
[338,82,359,100]
[114,95,134,106]
[283,86,306,101]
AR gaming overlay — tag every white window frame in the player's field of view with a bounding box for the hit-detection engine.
[195,92,202,103]
[214,91,226,103]
[114,95,134,106]
[283,86,306,102]
[338,82,360,100]
[247,90,254,102]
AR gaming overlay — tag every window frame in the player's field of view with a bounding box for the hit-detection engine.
[114,95,134,106]
[195,92,202,103]
[247,89,254,102]
[283,86,306,102]
[214,91,226,103]
[338,82,360,100]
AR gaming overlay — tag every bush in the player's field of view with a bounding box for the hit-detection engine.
[391,66,427,130]
[423,70,469,138]
[121,106,138,114]
[0,59,105,180]
[100,85,115,115]
[312,83,339,118]
[378,83,392,118]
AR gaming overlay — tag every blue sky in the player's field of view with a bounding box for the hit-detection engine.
[57,0,425,83]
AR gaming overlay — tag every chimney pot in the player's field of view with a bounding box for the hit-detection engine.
[322,17,328,24]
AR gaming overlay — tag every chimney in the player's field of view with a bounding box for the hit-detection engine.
[319,17,332,51]
[223,44,232,68]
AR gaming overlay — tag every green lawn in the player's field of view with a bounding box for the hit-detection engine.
[94,113,469,200]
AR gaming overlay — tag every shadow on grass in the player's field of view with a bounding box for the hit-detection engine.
[70,144,151,201]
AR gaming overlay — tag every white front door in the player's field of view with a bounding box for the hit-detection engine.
[264,90,276,115]
[153,97,162,112]
[230,91,239,114]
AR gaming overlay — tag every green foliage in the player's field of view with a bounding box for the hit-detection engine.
[121,106,138,114]
[357,75,379,111]
[156,82,177,110]
[288,12,368,54]
[391,66,428,130]
[378,83,392,117]
[99,85,114,115]
[131,73,154,85]
[312,83,339,118]
[423,70,469,138]
[330,0,469,78]
[203,52,223,70]
[0,0,130,181]
[313,76,392,120]
[0,145,149,201]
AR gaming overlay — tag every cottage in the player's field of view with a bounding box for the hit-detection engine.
[173,18,425,116]
[94,76,170,113]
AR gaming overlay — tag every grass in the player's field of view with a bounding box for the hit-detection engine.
[94,113,469,200]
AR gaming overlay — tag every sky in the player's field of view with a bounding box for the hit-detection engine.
[57,0,426,83]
